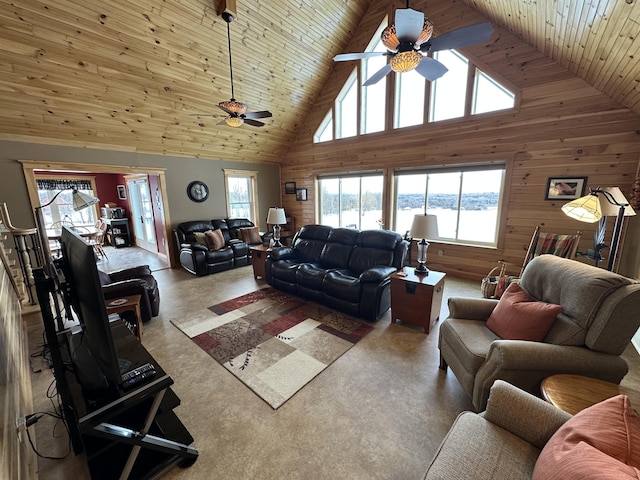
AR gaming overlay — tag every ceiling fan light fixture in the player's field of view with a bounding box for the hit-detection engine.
[415,18,434,47]
[390,50,422,73]
[225,116,244,127]
[381,24,399,51]
[219,99,247,114]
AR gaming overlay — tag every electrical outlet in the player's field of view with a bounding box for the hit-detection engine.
[438,249,443,256]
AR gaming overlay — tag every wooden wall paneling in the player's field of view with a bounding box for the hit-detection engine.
[282,0,640,280]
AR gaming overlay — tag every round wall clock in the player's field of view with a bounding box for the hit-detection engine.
[187,181,209,202]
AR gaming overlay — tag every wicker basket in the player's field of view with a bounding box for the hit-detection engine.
[481,267,500,298]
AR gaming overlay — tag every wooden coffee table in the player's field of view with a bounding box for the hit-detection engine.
[540,374,640,415]
[106,294,143,342]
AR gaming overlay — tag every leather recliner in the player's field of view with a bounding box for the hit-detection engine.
[98,265,160,323]
[265,225,407,321]
[174,221,236,276]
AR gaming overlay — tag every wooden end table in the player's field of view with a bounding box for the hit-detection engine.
[106,294,143,342]
[390,267,446,333]
[540,374,640,415]
[250,245,271,280]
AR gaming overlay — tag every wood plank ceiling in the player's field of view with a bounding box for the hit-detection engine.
[1,0,639,164]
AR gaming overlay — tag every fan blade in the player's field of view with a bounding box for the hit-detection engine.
[334,52,386,62]
[217,104,234,115]
[363,64,393,86]
[415,57,449,81]
[244,118,265,127]
[425,22,493,53]
[217,119,227,125]
[244,110,272,120]
[395,8,424,42]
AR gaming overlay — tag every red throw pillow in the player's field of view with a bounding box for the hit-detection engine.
[485,282,562,341]
[239,226,261,244]
[204,229,225,250]
[533,395,640,479]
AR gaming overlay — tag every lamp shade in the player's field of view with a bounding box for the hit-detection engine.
[599,187,636,217]
[410,214,439,240]
[266,207,286,225]
[561,194,602,223]
[72,189,100,211]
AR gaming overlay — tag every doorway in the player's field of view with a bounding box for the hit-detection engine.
[125,175,157,253]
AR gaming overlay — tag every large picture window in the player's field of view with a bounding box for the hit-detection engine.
[394,166,505,246]
[318,174,384,230]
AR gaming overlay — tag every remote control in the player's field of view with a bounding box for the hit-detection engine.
[120,363,156,390]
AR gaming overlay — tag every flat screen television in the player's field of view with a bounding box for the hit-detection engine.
[60,225,124,390]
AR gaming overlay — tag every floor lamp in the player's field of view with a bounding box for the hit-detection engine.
[35,188,99,330]
[561,186,636,271]
[35,187,100,266]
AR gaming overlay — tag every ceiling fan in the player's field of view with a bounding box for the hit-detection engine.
[333,2,493,86]
[192,11,272,127]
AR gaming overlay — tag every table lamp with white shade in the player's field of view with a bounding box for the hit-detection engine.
[409,214,439,274]
[266,207,287,247]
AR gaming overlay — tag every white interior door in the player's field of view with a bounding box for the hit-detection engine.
[126,176,157,253]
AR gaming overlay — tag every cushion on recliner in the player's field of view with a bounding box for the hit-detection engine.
[239,226,262,245]
[296,263,329,289]
[533,395,640,479]
[486,283,562,341]
[204,229,226,250]
[320,228,357,268]
[323,270,361,303]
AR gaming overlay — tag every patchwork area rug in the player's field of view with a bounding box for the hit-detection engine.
[171,288,373,409]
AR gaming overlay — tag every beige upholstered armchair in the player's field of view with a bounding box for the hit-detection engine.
[439,255,640,411]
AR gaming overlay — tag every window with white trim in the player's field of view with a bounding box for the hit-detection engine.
[223,169,259,223]
[36,176,99,228]
[394,165,505,246]
[318,174,384,230]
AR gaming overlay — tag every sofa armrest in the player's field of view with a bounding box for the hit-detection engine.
[184,243,208,252]
[109,265,152,282]
[102,279,147,299]
[447,297,498,320]
[359,266,396,283]
[472,341,629,411]
[269,246,295,261]
[483,380,571,449]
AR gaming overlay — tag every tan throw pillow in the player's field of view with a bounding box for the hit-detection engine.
[485,282,562,341]
[204,229,225,250]
[239,226,261,244]
[193,231,208,247]
[533,395,640,479]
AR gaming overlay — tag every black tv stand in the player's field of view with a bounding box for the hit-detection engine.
[67,322,198,479]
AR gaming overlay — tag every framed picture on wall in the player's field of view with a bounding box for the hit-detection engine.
[285,182,296,194]
[117,185,127,200]
[545,177,587,200]
[296,188,307,201]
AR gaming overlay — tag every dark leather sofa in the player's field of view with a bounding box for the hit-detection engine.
[174,218,266,276]
[98,265,160,323]
[264,225,408,320]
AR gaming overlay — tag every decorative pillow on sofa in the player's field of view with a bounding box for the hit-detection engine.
[485,282,562,341]
[239,226,261,245]
[533,395,640,479]
[193,231,208,247]
[204,229,226,251]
